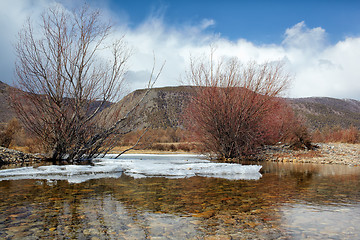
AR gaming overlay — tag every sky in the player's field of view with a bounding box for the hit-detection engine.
[1,0,360,99]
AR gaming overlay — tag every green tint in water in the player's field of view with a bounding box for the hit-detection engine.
[1,161,360,239]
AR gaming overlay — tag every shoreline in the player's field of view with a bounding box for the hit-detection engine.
[113,143,360,167]
[262,143,360,166]
[0,146,43,166]
[1,143,359,166]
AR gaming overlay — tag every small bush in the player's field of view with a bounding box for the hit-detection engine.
[311,126,359,144]
[0,118,22,148]
[342,127,359,143]
[24,137,44,153]
[177,143,191,152]
[289,124,314,150]
[151,143,167,151]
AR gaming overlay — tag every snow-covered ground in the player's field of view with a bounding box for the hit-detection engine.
[0,154,262,183]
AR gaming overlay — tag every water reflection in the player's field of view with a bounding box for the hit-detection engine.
[0,160,360,239]
[261,161,360,176]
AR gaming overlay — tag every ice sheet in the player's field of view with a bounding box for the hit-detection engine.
[0,154,262,183]
[0,164,123,183]
[99,154,262,180]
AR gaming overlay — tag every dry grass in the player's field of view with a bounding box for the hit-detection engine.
[109,142,200,155]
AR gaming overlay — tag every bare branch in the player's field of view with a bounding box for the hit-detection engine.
[114,128,149,158]
[184,50,292,159]
[12,5,162,162]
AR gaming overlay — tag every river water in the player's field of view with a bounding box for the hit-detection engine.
[0,154,360,239]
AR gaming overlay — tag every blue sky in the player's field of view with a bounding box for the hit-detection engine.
[1,0,360,99]
[98,0,360,44]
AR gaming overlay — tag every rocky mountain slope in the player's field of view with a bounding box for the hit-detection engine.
[1,82,360,130]
[288,97,360,130]
[103,86,194,130]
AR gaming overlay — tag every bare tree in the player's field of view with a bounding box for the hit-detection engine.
[12,5,161,162]
[184,50,291,159]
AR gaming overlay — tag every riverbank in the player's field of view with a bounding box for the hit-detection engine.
[0,146,43,165]
[1,143,359,166]
[262,143,360,166]
[109,146,194,155]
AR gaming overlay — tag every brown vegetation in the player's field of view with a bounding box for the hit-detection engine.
[117,128,200,153]
[0,118,44,153]
[0,118,22,148]
[312,126,360,144]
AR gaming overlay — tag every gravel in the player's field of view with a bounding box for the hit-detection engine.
[0,147,43,165]
[262,143,360,166]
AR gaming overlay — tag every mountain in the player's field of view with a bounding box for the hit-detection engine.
[289,97,360,130]
[104,86,194,130]
[0,81,113,126]
[1,83,360,131]
[112,86,360,131]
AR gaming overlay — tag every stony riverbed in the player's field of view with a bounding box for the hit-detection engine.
[262,143,360,166]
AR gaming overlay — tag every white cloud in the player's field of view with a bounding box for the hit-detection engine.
[284,34,360,99]
[282,21,327,50]
[200,19,215,30]
[0,0,52,83]
[0,1,360,100]
[114,19,360,100]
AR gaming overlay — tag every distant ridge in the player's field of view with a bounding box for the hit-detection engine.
[1,83,360,131]
[289,97,360,130]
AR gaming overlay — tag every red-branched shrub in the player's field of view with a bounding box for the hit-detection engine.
[182,51,314,158]
[312,126,359,143]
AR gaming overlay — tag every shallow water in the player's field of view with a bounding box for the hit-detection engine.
[0,155,360,239]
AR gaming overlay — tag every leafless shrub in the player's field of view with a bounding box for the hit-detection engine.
[288,123,314,150]
[12,5,161,162]
[312,126,359,144]
[183,49,292,159]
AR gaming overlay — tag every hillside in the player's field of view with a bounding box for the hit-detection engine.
[112,86,360,131]
[1,83,360,131]
[104,86,194,130]
[289,97,360,130]
[0,81,112,127]
[0,81,16,124]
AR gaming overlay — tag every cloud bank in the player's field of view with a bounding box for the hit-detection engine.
[1,0,360,100]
